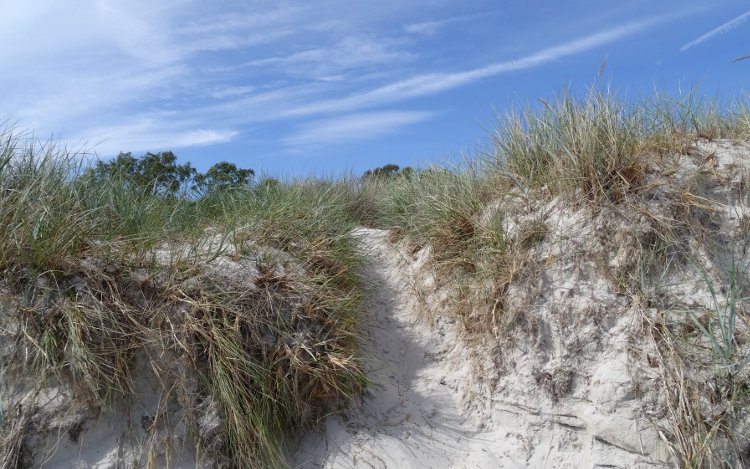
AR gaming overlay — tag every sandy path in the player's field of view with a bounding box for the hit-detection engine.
[292,228,510,469]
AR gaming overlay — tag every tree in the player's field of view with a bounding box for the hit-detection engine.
[362,164,416,180]
[193,161,254,194]
[85,152,257,199]
[137,151,196,195]
[89,151,196,196]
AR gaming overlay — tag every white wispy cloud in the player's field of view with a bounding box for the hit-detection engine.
[281,14,672,118]
[175,129,240,147]
[0,1,696,158]
[206,85,256,100]
[84,120,240,155]
[283,111,435,147]
[225,36,415,79]
[0,2,301,141]
[0,1,423,144]
[680,8,750,52]
[404,13,486,36]
[78,12,673,152]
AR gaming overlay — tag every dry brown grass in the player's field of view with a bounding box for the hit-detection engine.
[354,86,750,466]
[0,132,367,467]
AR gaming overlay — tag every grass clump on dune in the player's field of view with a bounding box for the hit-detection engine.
[0,129,365,468]
[352,85,750,466]
[493,86,750,202]
[1,84,749,467]
[356,85,750,278]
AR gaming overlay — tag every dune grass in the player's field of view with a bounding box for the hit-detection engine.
[1,85,749,467]
[349,85,750,285]
[349,85,750,466]
[355,86,750,255]
[0,130,366,467]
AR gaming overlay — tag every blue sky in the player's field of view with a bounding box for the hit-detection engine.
[1,1,749,177]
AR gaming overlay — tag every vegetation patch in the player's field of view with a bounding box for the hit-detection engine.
[0,131,365,467]
[1,85,750,467]
[348,86,750,466]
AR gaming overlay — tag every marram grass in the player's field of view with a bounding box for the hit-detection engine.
[1,85,749,467]
[0,129,366,467]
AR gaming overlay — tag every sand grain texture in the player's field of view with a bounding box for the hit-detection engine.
[4,140,750,468]
[294,218,683,469]
[294,228,515,468]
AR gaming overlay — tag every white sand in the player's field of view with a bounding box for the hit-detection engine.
[292,229,666,468]
[293,228,514,468]
[293,222,677,468]
[292,141,750,467]
[5,140,750,468]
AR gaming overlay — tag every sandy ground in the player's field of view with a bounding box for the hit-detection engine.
[7,139,750,468]
[3,358,198,469]
[293,223,681,469]
[293,228,513,468]
[5,222,683,468]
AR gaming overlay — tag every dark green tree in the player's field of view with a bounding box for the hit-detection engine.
[193,161,254,194]
[400,166,415,178]
[89,151,196,196]
[137,151,195,195]
[362,164,415,180]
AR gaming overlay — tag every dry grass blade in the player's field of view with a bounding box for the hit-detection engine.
[0,128,367,467]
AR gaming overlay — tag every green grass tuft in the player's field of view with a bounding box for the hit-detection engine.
[0,130,366,467]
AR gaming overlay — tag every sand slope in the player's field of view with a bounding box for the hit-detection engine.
[293,221,681,468]
[4,140,749,468]
[294,141,750,468]
[294,228,513,468]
